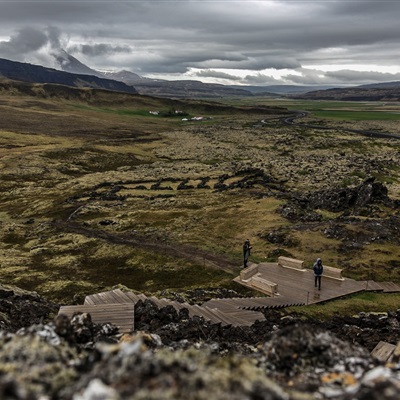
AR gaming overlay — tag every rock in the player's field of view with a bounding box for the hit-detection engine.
[73,378,120,400]
[0,285,58,332]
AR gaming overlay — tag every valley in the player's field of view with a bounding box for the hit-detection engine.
[0,81,399,305]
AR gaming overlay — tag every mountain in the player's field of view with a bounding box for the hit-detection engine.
[0,58,137,94]
[357,81,400,89]
[52,49,103,77]
[131,79,254,98]
[291,84,400,101]
[229,84,341,95]
[53,50,253,98]
[102,69,143,82]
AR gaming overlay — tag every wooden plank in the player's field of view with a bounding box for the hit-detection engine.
[191,305,222,324]
[207,307,250,326]
[278,256,305,271]
[124,291,142,303]
[323,265,344,281]
[250,276,278,295]
[371,341,396,362]
[240,264,259,280]
[205,308,235,326]
[110,289,134,303]
[157,299,175,308]
[363,281,384,291]
[58,304,135,333]
[379,282,400,293]
[84,295,96,305]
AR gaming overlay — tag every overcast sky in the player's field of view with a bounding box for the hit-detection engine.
[0,0,400,86]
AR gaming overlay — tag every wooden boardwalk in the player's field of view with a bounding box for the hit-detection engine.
[58,261,400,333]
[231,262,400,306]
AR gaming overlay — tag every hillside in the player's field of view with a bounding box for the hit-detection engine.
[292,85,400,101]
[0,57,137,94]
[0,76,400,399]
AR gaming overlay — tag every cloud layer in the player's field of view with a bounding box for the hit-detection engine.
[0,0,399,86]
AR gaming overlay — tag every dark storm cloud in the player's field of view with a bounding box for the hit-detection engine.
[0,27,48,56]
[0,1,399,84]
[195,69,242,82]
[68,43,132,57]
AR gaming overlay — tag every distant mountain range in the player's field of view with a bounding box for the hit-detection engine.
[291,82,400,101]
[0,57,137,94]
[1,50,400,101]
[51,50,254,98]
[228,84,342,95]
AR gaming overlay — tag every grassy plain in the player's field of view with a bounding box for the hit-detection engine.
[0,82,399,307]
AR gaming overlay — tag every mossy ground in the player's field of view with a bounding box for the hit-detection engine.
[0,89,399,304]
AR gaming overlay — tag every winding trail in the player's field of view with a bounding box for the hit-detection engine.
[275,110,400,140]
[53,220,238,274]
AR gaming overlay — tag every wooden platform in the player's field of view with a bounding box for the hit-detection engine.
[57,261,400,333]
[234,262,400,305]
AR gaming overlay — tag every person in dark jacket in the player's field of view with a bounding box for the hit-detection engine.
[313,258,323,290]
[243,239,252,268]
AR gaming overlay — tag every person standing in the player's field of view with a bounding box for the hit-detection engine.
[313,258,323,290]
[243,239,252,268]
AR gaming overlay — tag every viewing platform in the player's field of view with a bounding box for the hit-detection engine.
[58,257,400,334]
[233,256,400,305]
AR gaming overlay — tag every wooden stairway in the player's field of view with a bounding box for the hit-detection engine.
[203,296,305,310]
[57,303,135,333]
[367,281,400,293]
[84,289,265,327]
[58,289,266,332]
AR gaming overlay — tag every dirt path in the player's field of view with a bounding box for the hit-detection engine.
[53,220,238,274]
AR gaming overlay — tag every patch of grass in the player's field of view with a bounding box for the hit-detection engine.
[43,147,146,173]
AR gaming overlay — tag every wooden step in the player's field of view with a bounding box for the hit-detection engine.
[84,289,133,305]
[191,305,222,324]
[157,298,175,308]
[123,291,143,303]
[58,303,135,333]
[205,307,235,326]
[363,281,384,291]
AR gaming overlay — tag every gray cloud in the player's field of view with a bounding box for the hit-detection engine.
[242,73,282,85]
[0,1,399,85]
[0,27,48,57]
[68,43,132,57]
[195,69,242,82]
[326,70,400,84]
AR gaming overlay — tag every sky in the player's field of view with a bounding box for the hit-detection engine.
[0,0,400,87]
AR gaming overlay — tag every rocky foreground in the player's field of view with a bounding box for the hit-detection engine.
[0,285,400,399]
